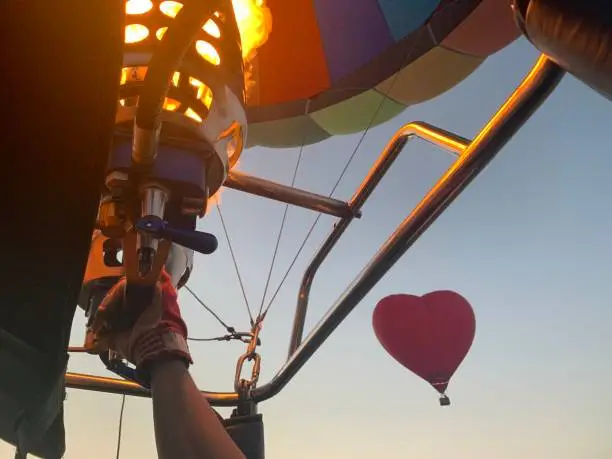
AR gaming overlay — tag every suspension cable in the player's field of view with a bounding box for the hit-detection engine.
[115,395,126,459]
[261,69,406,317]
[216,203,254,325]
[184,284,234,332]
[257,145,304,318]
[184,281,267,344]
[262,213,321,313]
[208,40,411,326]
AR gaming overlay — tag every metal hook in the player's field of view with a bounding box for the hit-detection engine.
[234,353,262,395]
[234,319,263,397]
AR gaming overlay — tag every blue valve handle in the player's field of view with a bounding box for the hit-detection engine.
[135,216,218,255]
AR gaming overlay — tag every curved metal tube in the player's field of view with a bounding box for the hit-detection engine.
[65,55,564,406]
[224,170,358,219]
[132,0,223,164]
[253,54,564,403]
[287,122,469,357]
[66,372,241,406]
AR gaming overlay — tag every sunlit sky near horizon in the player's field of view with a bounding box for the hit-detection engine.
[3,37,612,458]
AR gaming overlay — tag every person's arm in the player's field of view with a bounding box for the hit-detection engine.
[150,360,246,459]
[91,273,245,459]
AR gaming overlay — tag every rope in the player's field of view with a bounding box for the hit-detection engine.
[188,335,238,342]
[184,145,305,338]
[183,283,268,343]
[195,33,411,327]
[256,146,304,318]
[216,204,254,325]
[260,69,405,317]
[261,214,320,313]
[115,395,126,459]
[184,285,234,333]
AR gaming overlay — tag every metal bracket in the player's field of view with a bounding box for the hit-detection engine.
[65,55,565,406]
[123,230,171,286]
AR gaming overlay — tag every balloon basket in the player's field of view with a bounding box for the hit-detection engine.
[439,395,451,407]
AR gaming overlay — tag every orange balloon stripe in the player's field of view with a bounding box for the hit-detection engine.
[253,0,330,107]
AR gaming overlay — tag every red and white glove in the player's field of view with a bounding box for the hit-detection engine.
[90,270,192,382]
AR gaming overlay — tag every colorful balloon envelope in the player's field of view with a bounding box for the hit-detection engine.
[372,291,476,405]
[247,0,521,148]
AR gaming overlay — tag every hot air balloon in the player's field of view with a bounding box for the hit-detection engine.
[246,0,521,148]
[373,291,476,405]
[6,0,596,457]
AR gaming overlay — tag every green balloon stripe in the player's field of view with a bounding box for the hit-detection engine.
[309,89,406,136]
[376,46,484,106]
[246,114,331,149]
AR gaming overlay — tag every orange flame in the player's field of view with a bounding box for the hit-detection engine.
[125,0,271,121]
[125,1,272,65]
[210,1,270,209]
[233,0,272,98]
[232,0,273,62]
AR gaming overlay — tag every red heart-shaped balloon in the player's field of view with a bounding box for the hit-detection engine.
[372,291,475,394]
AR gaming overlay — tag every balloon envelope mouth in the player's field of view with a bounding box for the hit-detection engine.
[430,377,450,393]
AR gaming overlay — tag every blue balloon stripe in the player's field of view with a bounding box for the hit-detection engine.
[377,0,442,41]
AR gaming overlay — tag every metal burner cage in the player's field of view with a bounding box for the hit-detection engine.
[66,54,566,407]
[86,0,247,308]
[77,0,252,391]
[117,0,246,196]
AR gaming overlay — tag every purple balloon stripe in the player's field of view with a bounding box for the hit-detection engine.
[313,0,395,84]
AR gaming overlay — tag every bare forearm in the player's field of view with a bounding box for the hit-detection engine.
[150,361,245,459]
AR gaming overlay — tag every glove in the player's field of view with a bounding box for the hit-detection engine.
[90,269,192,383]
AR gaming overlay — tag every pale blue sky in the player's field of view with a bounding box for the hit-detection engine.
[5,37,612,458]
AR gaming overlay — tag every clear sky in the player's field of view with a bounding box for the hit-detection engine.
[4,37,612,458]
